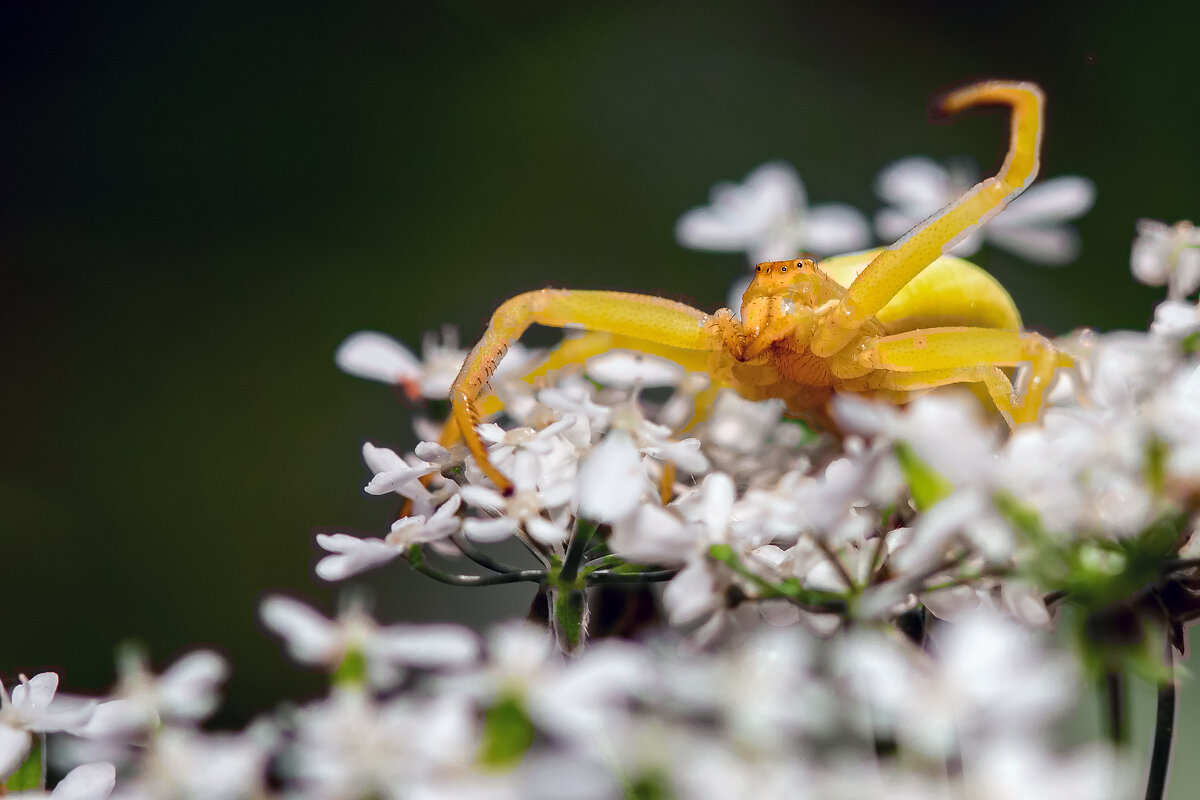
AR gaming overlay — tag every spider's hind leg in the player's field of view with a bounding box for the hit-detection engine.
[846,327,1072,425]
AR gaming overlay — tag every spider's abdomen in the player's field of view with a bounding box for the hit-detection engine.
[819,249,1022,334]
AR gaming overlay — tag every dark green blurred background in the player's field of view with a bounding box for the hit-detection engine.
[3,0,1198,779]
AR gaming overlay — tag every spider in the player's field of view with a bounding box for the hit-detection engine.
[448,81,1073,494]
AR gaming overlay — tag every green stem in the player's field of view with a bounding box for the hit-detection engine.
[812,536,856,592]
[551,587,587,655]
[1144,644,1177,800]
[583,554,624,574]
[559,520,596,585]
[708,544,847,614]
[1102,670,1127,747]
[406,545,545,586]
[449,533,525,574]
[590,569,678,584]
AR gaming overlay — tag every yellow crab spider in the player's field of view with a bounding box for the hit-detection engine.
[450,81,1073,494]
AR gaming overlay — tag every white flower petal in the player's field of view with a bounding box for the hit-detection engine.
[676,162,804,251]
[369,625,480,668]
[50,762,117,800]
[578,430,646,523]
[0,725,31,782]
[526,517,569,546]
[874,207,923,242]
[610,504,694,564]
[875,157,950,213]
[463,517,518,543]
[985,224,1080,265]
[364,464,435,496]
[157,650,229,721]
[361,442,405,474]
[991,176,1095,225]
[804,203,872,255]
[12,672,59,715]
[459,485,506,511]
[585,351,684,388]
[663,559,721,625]
[259,596,340,665]
[315,535,399,580]
[334,332,421,384]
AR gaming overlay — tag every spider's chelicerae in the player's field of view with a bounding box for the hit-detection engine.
[450,81,1072,493]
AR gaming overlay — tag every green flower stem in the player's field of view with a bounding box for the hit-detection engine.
[921,566,1012,594]
[449,533,526,574]
[708,544,847,614]
[589,569,678,584]
[866,530,890,586]
[1144,643,1177,800]
[1102,670,1128,747]
[812,536,857,593]
[407,545,546,586]
[582,554,624,575]
[551,587,587,655]
[559,520,597,585]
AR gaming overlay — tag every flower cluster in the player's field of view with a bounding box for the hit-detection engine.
[9,165,1200,799]
[676,157,1095,269]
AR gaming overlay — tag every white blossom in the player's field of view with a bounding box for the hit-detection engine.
[875,156,1095,265]
[259,597,479,688]
[1131,218,1200,300]
[316,495,462,580]
[677,161,871,263]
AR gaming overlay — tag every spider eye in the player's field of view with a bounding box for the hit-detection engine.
[780,266,787,272]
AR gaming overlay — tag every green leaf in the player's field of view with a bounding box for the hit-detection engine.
[4,733,41,791]
[893,442,953,510]
[478,694,535,770]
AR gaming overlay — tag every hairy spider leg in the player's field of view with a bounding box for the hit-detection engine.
[811,81,1044,358]
[844,326,1072,424]
[451,289,739,492]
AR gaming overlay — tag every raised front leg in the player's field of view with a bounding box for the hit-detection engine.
[451,290,734,492]
[811,81,1044,358]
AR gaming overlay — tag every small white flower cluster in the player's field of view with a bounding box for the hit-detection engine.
[12,199,1200,798]
[676,157,1095,267]
[2,604,1135,799]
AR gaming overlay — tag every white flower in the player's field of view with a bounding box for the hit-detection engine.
[259,597,479,688]
[584,350,685,389]
[361,441,438,502]
[677,161,870,263]
[576,429,651,523]
[74,649,229,741]
[841,607,1076,756]
[110,726,274,800]
[10,763,116,800]
[285,690,479,799]
[334,331,425,398]
[875,156,1094,265]
[1131,219,1200,300]
[1,673,95,779]
[460,450,574,546]
[336,328,540,400]
[315,495,462,581]
[1151,299,1200,340]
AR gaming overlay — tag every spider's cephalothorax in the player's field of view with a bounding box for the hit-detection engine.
[447,81,1073,493]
